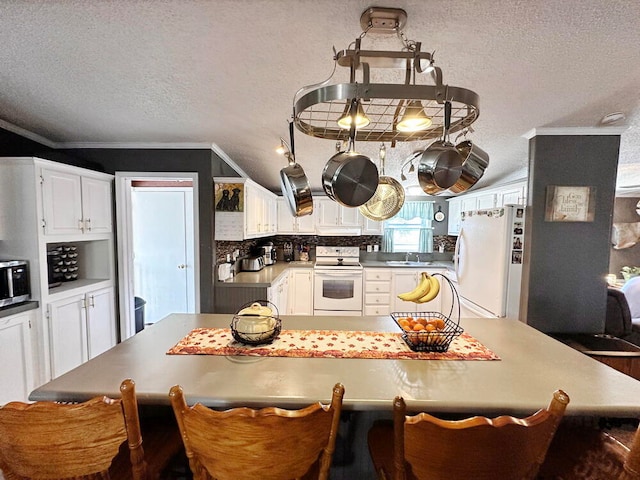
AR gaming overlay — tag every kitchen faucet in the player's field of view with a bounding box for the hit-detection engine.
[405,252,411,262]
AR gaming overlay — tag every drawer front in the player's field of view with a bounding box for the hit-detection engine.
[365,269,392,282]
[365,293,390,305]
[365,281,391,293]
[364,304,391,316]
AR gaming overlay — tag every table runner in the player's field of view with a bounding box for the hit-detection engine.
[167,328,500,360]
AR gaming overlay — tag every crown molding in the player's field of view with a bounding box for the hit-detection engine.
[0,118,58,148]
[523,126,628,139]
[57,141,214,149]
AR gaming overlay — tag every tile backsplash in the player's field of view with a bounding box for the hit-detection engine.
[216,234,456,264]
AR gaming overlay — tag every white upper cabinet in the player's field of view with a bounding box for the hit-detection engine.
[447,180,527,235]
[276,198,316,234]
[41,167,113,236]
[214,177,277,240]
[315,197,362,235]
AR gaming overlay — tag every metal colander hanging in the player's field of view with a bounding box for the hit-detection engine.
[358,144,405,221]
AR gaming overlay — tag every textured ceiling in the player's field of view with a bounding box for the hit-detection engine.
[1,0,640,194]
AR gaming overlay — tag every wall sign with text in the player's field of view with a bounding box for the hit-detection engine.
[545,185,596,222]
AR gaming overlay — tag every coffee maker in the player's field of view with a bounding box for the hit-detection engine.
[259,241,276,265]
[283,242,294,262]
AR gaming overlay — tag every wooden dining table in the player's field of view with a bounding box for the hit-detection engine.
[30,313,640,418]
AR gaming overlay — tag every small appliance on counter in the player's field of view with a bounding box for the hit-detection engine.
[283,242,294,262]
[241,256,265,272]
[0,260,30,307]
[258,241,276,265]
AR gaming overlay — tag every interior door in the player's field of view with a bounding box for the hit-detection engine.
[131,187,195,324]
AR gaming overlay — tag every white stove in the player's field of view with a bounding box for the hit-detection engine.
[313,246,363,316]
[314,246,363,271]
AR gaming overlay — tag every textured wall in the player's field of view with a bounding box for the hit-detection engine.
[521,134,619,333]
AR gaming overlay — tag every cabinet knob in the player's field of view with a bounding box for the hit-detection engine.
[178,264,187,269]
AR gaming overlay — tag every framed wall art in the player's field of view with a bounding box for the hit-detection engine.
[215,182,244,212]
[545,185,595,222]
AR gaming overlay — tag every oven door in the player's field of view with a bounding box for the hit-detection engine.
[313,269,363,314]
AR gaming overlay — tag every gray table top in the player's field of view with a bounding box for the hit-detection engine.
[30,314,640,417]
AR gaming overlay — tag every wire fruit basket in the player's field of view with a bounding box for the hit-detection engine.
[391,273,463,352]
[230,300,282,346]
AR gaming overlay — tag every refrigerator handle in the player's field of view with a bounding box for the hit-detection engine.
[454,227,463,277]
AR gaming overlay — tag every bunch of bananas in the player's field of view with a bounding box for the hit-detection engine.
[397,272,440,304]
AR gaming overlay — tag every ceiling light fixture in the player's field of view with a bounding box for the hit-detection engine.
[396,100,432,132]
[276,137,293,160]
[337,99,370,129]
[293,6,480,143]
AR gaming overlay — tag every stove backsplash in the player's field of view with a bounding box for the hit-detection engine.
[216,235,456,264]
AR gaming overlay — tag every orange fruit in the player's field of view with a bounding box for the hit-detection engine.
[425,324,436,332]
[417,318,427,326]
[434,319,446,330]
[412,323,425,331]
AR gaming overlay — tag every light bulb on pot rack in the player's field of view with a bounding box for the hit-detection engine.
[292,6,480,144]
[337,99,370,129]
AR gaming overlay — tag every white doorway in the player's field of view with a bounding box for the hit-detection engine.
[115,173,200,340]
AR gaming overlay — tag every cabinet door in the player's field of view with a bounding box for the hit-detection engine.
[289,270,313,315]
[392,270,443,314]
[81,177,113,234]
[340,205,361,227]
[0,311,34,403]
[277,198,297,234]
[392,270,421,313]
[460,196,478,213]
[48,294,88,378]
[244,184,260,237]
[476,193,497,209]
[361,215,383,235]
[317,198,340,226]
[296,208,316,234]
[447,198,462,235]
[41,168,84,235]
[86,287,117,359]
[500,185,526,206]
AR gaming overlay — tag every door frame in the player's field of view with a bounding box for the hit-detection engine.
[115,172,200,340]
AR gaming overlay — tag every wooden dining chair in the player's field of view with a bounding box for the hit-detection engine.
[169,382,345,480]
[0,378,148,480]
[368,389,570,480]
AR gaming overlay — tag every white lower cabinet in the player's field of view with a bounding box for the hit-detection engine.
[364,268,391,315]
[48,286,116,379]
[0,310,35,404]
[268,274,289,317]
[288,269,314,315]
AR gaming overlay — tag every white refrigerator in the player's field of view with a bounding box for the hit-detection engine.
[453,205,525,318]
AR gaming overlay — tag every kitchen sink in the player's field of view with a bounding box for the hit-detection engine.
[385,260,435,267]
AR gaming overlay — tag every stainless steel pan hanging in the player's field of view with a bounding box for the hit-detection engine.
[322,99,379,207]
[358,144,405,221]
[417,100,464,195]
[448,139,489,194]
[280,121,313,216]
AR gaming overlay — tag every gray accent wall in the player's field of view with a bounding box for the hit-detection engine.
[520,134,619,333]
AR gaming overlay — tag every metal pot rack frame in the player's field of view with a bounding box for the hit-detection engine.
[293,7,480,144]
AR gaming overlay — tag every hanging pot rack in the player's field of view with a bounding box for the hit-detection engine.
[293,7,480,143]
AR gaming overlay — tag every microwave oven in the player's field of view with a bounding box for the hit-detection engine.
[0,260,30,307]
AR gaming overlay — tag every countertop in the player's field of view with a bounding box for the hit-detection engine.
[217,260,454,287]
[30,313,640,417]
[0,300,39,319]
